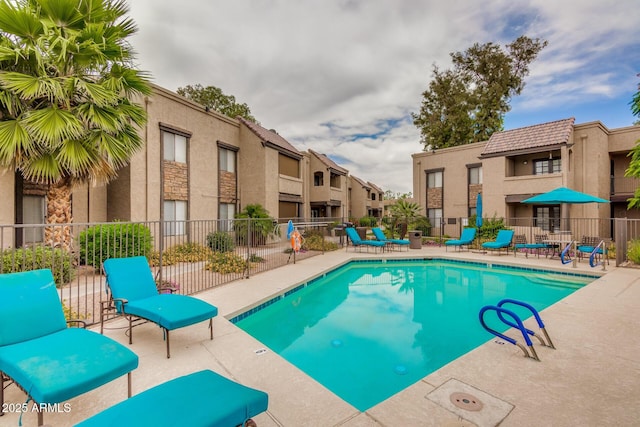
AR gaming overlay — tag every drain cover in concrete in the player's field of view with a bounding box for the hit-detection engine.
[426,379,513,426]
[450,392,483,411]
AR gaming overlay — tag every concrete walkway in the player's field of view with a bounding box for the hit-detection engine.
[4,246,639,426]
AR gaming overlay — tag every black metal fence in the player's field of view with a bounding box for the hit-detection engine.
[0,218,345,324]
[429,216,640,265]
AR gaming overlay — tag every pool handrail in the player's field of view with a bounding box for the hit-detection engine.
[479,305,540,361]
[589,240,607,271]
[496,299,555,349]
[560,241,574,265]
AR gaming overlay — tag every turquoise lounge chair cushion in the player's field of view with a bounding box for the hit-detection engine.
[103,256,218,331]
[445,228,476,246]
[0,327,138,403]
[125,294,218,330]
[75,370,269,427]
[0,269,67,346]
[371,228,409,245]
[345,228,386,247]
[482,230,514,249]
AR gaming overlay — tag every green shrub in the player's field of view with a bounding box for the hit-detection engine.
[628,239,640,264]
[205,252,247,274]
[477,215,506,240]
[358,216,378,227]
[79,223,153,271]
[206,231,235,252]
[302,234,339,251]
[1,246,74,286]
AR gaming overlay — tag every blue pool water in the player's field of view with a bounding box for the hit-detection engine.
[233,259,595,411]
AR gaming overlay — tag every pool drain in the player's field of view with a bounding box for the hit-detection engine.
[450,392,483,411]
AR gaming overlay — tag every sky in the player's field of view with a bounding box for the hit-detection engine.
[127,0,640,195]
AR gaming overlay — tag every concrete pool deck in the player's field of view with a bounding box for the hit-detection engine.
[4,246,640,426]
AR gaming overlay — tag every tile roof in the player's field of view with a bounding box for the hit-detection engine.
[308,149,348,175]
[481,117,575,157]
[350,175,371,189]
[368,182,384,193]
[238,117,302,158]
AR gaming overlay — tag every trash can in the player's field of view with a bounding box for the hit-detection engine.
[409,230,423,249]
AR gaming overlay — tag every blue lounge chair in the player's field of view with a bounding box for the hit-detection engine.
[102,256,218,358]
[445,227,476,251]
[0,269,138,426]
[372,227,409,251]
[75,370,268,427]
[345,227,386,252]
[482,229,514,255]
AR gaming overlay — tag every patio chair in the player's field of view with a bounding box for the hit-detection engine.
[0,269,138,426]
[102,256,218,358]
[75,369,268,427]
[345,227,386,252]
[444,227,476,251]
[577,236,608,265]
[482,229,514,255]
[513,234,549,258]
[371,227,409,251]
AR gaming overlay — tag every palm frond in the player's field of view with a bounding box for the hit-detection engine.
[22,105,84,144]
[75,102,123,132]
[73,78,118,107]
[0,2,44,40]
[55,138,97,175]
[0,119,35,163]
[38,0,85,31]
[20,152,63,184]
[115,98,146,127]
[0,71,65,102]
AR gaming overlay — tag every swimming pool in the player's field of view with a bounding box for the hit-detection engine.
[233,258,595,411]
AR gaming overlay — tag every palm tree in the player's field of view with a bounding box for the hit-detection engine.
[0,0,151,248]
[390,199,422,239]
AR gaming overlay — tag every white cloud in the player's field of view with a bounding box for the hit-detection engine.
[127,0,640,193]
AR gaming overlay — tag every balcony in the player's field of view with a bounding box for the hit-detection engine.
[611,176,640,195]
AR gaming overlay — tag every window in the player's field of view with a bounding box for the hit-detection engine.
[22,195,45,243]
[371,193,376,201]
[533,206,560,232]
[469,207,477,217]
[314,172,324,186]
[427,208,442,226]
[278,154,300,178]
[219,148,236,173]
[427,171,443,188]
[533,158,561,175]
[469,166,482,185]
[219,203,235,231]
[329,173,341,188]
[164,200,187,236]
[163,131,187,163]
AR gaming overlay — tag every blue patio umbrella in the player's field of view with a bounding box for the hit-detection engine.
[286,220,294,240]
[520,187,608,205]
[475,193,483,227]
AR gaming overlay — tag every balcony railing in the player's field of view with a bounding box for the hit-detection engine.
[611,176,640,195]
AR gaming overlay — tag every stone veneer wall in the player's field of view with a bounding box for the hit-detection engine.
[468,184,482,207]
[427,187,442,209]
[163,161,188,200]
[219,171,236,204]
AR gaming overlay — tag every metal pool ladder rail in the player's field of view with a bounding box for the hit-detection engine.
[479,299,555,361]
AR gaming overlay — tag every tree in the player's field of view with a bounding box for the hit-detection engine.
[384,190,413,200]
[625,75,640,209]
[390,199,421,239]
[0,0,151,248]
[413,36,547,150]
[177,84,257,123]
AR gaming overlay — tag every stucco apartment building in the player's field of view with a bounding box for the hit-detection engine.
[348,176,384,219]
[2,84,384,247]
[412,118,640,236]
